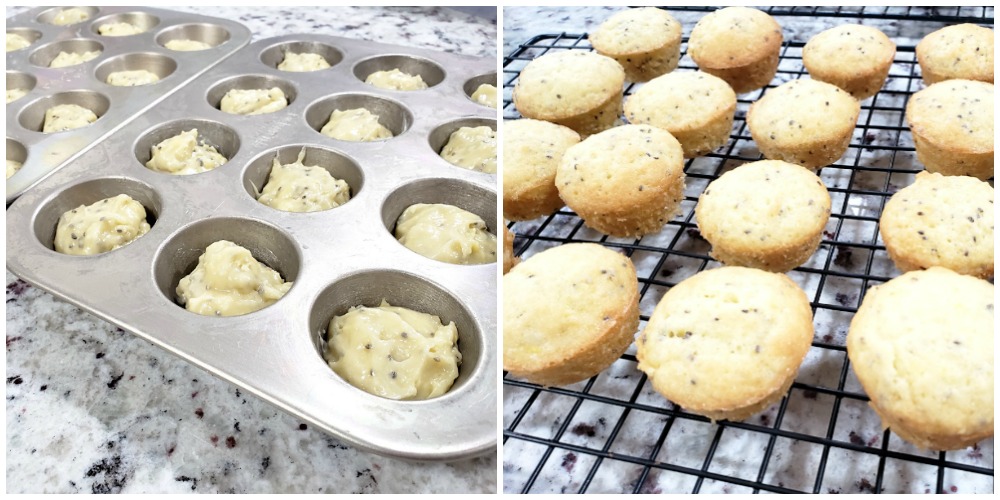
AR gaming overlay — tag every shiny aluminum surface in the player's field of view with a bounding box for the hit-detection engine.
[6,6,251,204]
[6,33,498,461]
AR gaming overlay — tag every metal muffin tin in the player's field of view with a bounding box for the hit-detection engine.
[6,6,252,204]
[6,34,498,460]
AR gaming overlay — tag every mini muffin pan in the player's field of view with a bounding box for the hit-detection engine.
[6,33,497,461]
[6,6,252,204]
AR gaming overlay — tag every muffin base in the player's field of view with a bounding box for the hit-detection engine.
[576,179,684,238]
[707,229,824,273]
[812,64,892,101]
[701,51,780,94]
[503,285,639,387]
[672,109,735,158]
[912,131,994,180]
[608,44,681,83]
[755,133,853,171]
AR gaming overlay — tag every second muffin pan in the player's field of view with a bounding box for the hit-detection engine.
[6,33,497,461]
[5,6,252,204]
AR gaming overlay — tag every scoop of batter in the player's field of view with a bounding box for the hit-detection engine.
[165,39,211,51]
[50,50,101,68]
[106,69,160,86]
[51,7,90,25]
[278,52,330,72]
[7,160,23,179]
[98,22,143,36]
[220,87,288,115]
[395,203,498,265]
[6,33,31,52]
[319,108,393,142]
[7,88,28,104]
[365,69,428,90]
[53,194,151,255]
[471,83,497,108]
[326,300,461,400]
[145,129,228,175]
[439,126,496,173]
[256,148,351,212]
[42,104,98,133]
[176,240,293,317]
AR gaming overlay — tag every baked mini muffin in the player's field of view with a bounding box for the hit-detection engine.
[589,7,682,83]
[696,160,831,272]
[637,266,813,421]
[688,7,783,93]
[747,78,860,170]
[624,71,736,158]
[513,51,625,137]
[556,124,685,238]
[905,79,994,180]
[916,24,994,85]
[504,243,639,386]
[503,225,518,274]
[503,119,580,221]
[847,267,993,450]
[880,172,993,279]
[803,24,896,100]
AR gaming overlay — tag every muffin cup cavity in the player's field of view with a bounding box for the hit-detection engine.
[260,40,343,70]
[7,71,37,95]
[35,6,100,26]
[133,118,240,169]
[427,117,497,168]
[308,270,483,399]
[28,38,104,68]
[7,138,28,165]
[31,177,161,252]
[90,12,160,36]
[205,74,298,110]
[462,71,497,105]
[17,90,110,133]
[95,52,178,84]
[155,23,231,50]
[152,217,301,312]
[353,54,446,89]
[381,177,497,240]
[242,144,364,206]
[304,93,413,138]
[6,28,42,50]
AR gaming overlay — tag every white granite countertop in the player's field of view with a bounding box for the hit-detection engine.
[502,6,994,495]
[6,6,496,493]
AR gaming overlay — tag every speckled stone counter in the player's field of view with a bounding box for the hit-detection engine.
[6,6,496,493]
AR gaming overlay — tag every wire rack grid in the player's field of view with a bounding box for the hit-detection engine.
[663,6,993,23]
[502,10,994,495]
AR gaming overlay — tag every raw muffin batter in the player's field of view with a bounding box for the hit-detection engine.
[42,104,98,133]
[7,160,23,179]
[97,22,142,36]
[145,129,228,175]
[53,194,151,255]
[320,108,393,142]
[256,148,351,212]
[6,33,31,52]
[50,50,101,68]
[7,88,28,104]
[51,7,91,25]
[278,52,330,72]
[439,126,496,174]
[176,240,293,317]
[325,300,461,400]
[164,39,211,51]
[219,87,288,115]
[106,69,160,86]
[470,83,497,108]
[365,68,428,90]
[395,203,497,265]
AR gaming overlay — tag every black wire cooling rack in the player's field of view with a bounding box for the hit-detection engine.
[662,6,993,23]
[502,9,994,495]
